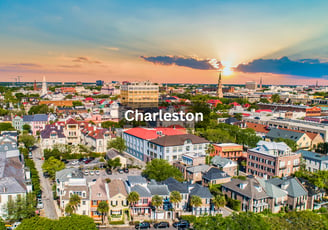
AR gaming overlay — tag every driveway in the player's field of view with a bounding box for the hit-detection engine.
[32,146,59,219]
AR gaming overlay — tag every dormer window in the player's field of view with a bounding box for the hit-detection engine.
[97,193,101,197]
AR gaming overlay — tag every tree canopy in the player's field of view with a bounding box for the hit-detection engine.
[142,159,183,182]
[19,134,36,148]
[28,104,51,115]
[42,156,65,179]
[107,137,127,153]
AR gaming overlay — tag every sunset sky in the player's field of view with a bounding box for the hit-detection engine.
[1,0,328,84]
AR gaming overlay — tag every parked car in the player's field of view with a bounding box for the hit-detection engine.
[89,157,95,160]
[43,172,50,178]
[61,159,69,164]
[123,168,129,173]
[106,169,112,175]
[89,170,95,176]
[173,220,190,228]
[154,222,170,229]
[95,170,100,175]
[84,159,92,164]
[36,190,42,199]
[72,160,79,165]
[28,152,33,159]
[78,158,84,162]
[84,170,89,176]
[37,200,44,209]
[117,168,124,174]
[135,222,150,229]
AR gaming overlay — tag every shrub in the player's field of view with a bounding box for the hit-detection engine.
[180,215,197,223]
[109,220,124,225]
[227,198,241,211]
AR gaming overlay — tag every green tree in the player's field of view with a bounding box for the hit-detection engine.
[22,124,31,132]
[151,195,163,220]
[127,191,140,209]
[0,123,15,132]
[190,195,202,215]
[142,159,183,182]
[65,194,81,215]
[28,104,50,115]
[72,101,83,107]
[101,121,122,129]
[42,157,65,179]
[170,191,182,217]
[213,195,226,211]
[107,158,121,169]
[271,94,280,103]
[316,142,328,154]
[97,201,109,225]
[19,134,36,149]
[6,193,36,221]
[107,137,127,153]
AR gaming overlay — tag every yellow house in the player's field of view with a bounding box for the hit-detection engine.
[108,179,128,221]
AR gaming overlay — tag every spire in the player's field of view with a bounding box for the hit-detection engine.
[41,75,47,96]
[33,80,37,91]
[260,77,263,89]
[217,71,223,98]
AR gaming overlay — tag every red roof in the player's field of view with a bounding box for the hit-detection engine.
[85,97,94,101]
[99,99,106,104]
[243,103,250,108]
[229,102,240,106]
[207,99,222,107]
[124,127,185,140]
[242,113,251,117]
[255,109,272,113]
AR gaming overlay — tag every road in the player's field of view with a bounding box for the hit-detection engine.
[32,146,59,219]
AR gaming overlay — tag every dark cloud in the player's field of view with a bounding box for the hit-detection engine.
[236,56,328,78]
[72,56,101,64]
[140,55,221,70]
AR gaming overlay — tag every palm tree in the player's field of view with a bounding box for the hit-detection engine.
[65,203,74,215]
[213,195,226,214]
[127,191,140,216]
[97,201,109,225]
[190,195,202,215]
[169,191,182,219]
[151,195,163,220]
[69,194,81,213]
[205,144,215,164]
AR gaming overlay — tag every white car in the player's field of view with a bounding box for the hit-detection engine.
[95,170,100,175]
[71,160,79,165]
[84,170,89,176]
[11,222,21,229]
[89,170,94,176]
[37,200,44,209]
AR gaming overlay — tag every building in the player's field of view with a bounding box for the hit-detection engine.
[147,180,171,220]
[108,179,128,222]
[105,149,127,168]
[297,150,328,172]
[202,168,231,186]
[211,156,238,176]
[41,76,47,96]
[265,128,312,150]
[245,81,257,90]
[23,114,48,135]
[12,116,24,131]
[90,178,109,223]
[217,71,223,98]
[185,164,211,184]
[96,80,104,86]
[63,118,81,145]
[267,177,308,211]
[40,124,66,150]
[247,141,301,178]
[222,176,283,213]
[123,127,185,162]
[305,106,321,117]
[212,143,244,161]
[173,153,205,179]
[188,184,213,216]
[148,134,209,162]
[120,81,159,108]
[81,126,112,153]
[298,178,326,210]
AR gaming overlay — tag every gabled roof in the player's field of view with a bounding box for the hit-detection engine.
[267,177,307,198]
[266,128,305,141]
[128,176,147,185]
[221,177,269,199]
[186,164,210,173]
[91,178,108,200]
[149,134,209,147]
[108,179,128,197]
[161,177,189,194]
[147,182,170,196]
[40,125,65,139]
[189,184,213,199]
[298,178,325,196]
[23,114,48,122]
[297,149,328,161]
[131,185,151,197]
[202,167,230,181]
[0,177,26,194]
[55,168,83,182]
[257,178,287,198]
[245,122,269,134]
[211,156,237,168]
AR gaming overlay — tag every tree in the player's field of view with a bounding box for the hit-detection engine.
[0,123,15,132]
[316,142,328,154]
[28,104,50,115]
[72,101,83,107]
[19,134,36,149]
[22,124,31,132]
[107,158,121,169]
[190,195,202,215]
[127,191,140,209]
[142,159,183,182]
[97,201,109,225]
[170,191,182,217]
[65,194,81,215]
[107,137,127,153]
[42,157,65,179]
[205,144,215,164]
[271,94,280,103]
[213,195,226,211]
[151,195,163,220]
[6,192,36,221]
[101,121,122,129]
[16,214,97,230]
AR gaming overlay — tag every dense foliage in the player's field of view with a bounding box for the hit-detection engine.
[16,215,97,230]
[143,159,183,181]
[107,137,127,153]
[6,193,36,221]
[0,123,15,131]
[42,157,65,179]
[28,104,52,115]
[274,138,297,151]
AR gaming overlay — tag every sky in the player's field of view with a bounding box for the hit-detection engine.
[1,0,328,85]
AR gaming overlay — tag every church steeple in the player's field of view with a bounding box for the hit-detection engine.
[217,71,223,98]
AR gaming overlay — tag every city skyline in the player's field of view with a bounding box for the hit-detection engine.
[1,0,328,84]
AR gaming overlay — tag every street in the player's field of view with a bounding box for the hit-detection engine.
[32,147,59,219]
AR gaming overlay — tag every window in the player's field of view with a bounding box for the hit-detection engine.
[82,201,86,205]
[92,200,97,206]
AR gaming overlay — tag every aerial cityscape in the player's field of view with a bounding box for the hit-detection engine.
[1,0,328,230]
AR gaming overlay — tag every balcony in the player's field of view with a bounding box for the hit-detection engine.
[253,202,268,208]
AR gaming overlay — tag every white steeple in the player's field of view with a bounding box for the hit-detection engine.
[41,76,47,96]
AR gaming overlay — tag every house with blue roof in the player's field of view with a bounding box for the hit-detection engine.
[23,114,48,135]
[297,149,328,172]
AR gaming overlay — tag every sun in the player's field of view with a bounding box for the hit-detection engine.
[221,61,234,76]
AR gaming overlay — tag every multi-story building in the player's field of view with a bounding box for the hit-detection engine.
[189,184,214,216]
[120,81,159,108]
[40,124,66,150]
[247,141,301,178]
[123,127,185,162]
[173,153,206,179]
[23,114,48,135]
[202,168,231,186]
[12,116,24,131]
[90,178,109,223]
[81,126,112,153]
[297,150,328,172]
[108,179,128,222]
[148,134,209,162]
[63,118,81,145]
[212,143,245,161]
[211,156,238,176]
[245,81,257,90]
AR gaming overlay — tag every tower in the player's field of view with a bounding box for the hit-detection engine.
[316,80,319,88]
[217,71,223,98]
[260,77,263,89]
[41,76,47,96]
[33,80,37,91]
